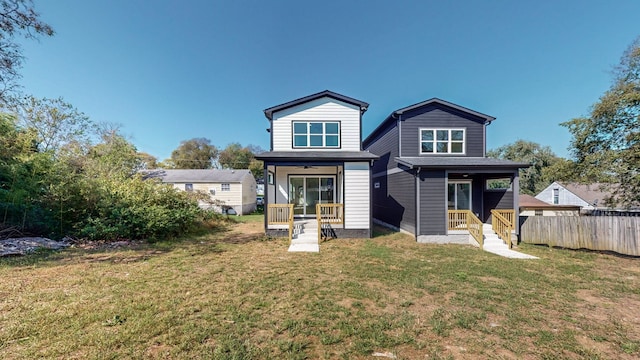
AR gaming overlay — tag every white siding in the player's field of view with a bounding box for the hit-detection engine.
[344,162,370,229]
[535,182,591,209]
[271,97,361,151]
[170,181,256,215]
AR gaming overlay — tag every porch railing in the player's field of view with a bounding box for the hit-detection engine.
[267,204,294,242]
[492,209,516,227]
[448,210,483,249]
[491,209,513,248]
[316,203,344,241]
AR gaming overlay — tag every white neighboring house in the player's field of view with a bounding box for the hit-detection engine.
[154,169,256,215]
[255,90,378,238]
[535,182,610,212]
[519,194,580,216]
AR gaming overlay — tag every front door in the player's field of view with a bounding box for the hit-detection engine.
[290,176,335,217]
[448,181,471,210]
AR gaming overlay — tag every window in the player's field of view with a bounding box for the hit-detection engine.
[185,184,193,192]
[553,188,559,204]
[221,183,230,191]
[293,122,340,148]
[420,129,465,154]
[535,209,543,216]
[486,178,512,191]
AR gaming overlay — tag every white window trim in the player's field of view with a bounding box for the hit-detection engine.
[292,121,341,148]
[221,183,231,191]
[419,128,466,155]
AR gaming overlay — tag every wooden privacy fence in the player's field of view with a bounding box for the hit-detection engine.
[521,216,640,256]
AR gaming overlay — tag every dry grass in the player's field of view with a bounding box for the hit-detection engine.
[1,217,639,359]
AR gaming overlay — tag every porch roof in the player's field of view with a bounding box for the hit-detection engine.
[256,151,379,162]
[395,157,529,169]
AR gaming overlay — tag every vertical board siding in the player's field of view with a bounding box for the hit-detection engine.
[272,98,361,151]
[420,170,447,235]
[521,216,640,256]
[400,105,485,157]
[344,162,371,229]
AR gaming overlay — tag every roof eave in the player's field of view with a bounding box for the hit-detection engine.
[264,90,369,120]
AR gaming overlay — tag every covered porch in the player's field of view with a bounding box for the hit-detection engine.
[256,151,378,243]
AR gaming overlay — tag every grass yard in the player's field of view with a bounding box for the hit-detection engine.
[1,217,639,359]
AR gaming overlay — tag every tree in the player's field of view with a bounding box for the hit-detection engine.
[0,0,54,100]
[8,96,92,154]
[218,142,253,169]
[136,152,158,170]
[487,140,562,195]
[562,37,640,207]
[169,138,218,169]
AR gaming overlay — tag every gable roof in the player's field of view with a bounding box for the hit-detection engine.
[558,182,612,207]
[364,98,495,147]
[519,194,580,210]
[143,169,253,183]
[263,90,369,120]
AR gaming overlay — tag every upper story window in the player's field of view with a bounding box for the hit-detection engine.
[293,121,340,148]
[553,188,559,204]
[221,183,230,191]
[420,128,465,154]
[185,184,193,192]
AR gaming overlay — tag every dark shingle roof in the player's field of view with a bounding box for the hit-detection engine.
[263,90,369,120]
[395,157,529,169]
[519,194,580,210]
[144,169,252,183]
[559,182,612,207]
[256,151,378,162]
[363,98,495,147]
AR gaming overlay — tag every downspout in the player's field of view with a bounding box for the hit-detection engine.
[415,167,421,241]
[396,113,402,157]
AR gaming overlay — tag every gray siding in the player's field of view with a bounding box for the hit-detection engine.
[366,121,399,173]
[483,190,514,222]
[419,170,447,235]
[400,104,485,157]
[372,169,415,234]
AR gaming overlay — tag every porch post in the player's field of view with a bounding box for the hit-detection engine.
[512,170,520,237]
[263,164,268,232]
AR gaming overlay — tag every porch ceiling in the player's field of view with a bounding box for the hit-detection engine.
[257,151,379,162]
[395,156,529,170]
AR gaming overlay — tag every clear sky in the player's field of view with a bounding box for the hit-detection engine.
[16,0,640,161]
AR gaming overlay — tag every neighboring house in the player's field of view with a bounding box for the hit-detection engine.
[519,194,580,216]
[151,169,256,215]
[256,90,378,238]
[363,98,529,243]
[535,181,639,215]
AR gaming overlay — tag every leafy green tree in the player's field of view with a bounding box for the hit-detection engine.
[8,96,93,153]
[170,138,218,169]
[562,37,640,207]
[218,142,253,169]
[137,152,158,169]
[487,140,562,195]
[0,0,54,100]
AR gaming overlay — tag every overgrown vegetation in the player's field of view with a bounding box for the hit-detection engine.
[1,219,638,359]
[0,107,214,241]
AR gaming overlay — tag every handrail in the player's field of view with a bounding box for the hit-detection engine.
[493,209,516,227]
[466,211,484,250]
[316,203,344,242]
[491,210,513,248]
[267,204,294,242]
[448,210,483,249]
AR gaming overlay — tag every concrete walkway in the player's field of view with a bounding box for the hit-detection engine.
[288,221,319,252]
[482,224,538,259]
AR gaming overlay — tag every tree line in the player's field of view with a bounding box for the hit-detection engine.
[489,36,640,208]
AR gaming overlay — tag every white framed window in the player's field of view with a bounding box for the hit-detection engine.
[293,121,340,148]
[553,188,559,204]
[420,128,465,154]
[185,184,193,192]
[221,183,230,191]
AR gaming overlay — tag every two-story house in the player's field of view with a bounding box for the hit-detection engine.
[363,98,529,244]
[256,91,378,247]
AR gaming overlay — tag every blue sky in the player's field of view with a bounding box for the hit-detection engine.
[16,0,640,161]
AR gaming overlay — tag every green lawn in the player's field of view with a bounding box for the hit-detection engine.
[1,217,639,359]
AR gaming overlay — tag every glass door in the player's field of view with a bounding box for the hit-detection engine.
[289,176,335,217]
[448,182,471,210]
